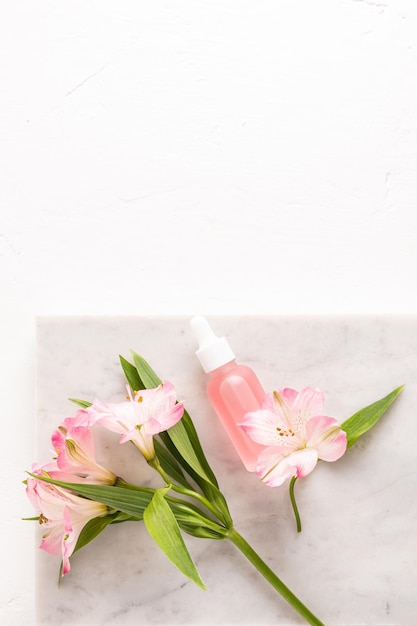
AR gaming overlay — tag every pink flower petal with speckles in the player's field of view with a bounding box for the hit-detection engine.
[240,409,292,446]
[243,386,346,487]
[292,388,325,422]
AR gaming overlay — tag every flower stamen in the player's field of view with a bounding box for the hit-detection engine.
[276,427,295,437]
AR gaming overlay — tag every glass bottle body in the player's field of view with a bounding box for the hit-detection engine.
[207,360,265,472]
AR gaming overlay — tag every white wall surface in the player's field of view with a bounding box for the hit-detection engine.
[1,1,416,624]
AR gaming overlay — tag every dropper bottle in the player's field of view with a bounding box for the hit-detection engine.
[190,316,265,472]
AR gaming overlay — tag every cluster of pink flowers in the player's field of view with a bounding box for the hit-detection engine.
[27,382,184,575]
[27,380,347,576]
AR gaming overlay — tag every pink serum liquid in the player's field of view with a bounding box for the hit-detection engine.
[190,316,266,472]
[207,360,266,471]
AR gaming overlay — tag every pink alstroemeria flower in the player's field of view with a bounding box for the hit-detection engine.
[49,424,116,485]
[240,387,347,487]
[82,381,184,460]
[26,475,108,575]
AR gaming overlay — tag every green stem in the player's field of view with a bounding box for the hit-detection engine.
[168,499,229,538]
[171,483,225,521]
[114,477,155,493]
[289,477,302,533]
[228,528,325,626]
[148,458,227,524]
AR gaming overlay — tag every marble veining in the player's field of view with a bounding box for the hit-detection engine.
[34,316,417,625]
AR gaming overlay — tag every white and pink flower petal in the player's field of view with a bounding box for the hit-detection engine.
[240,409,292,446]
[27,476,108,576]
[287,448,319,478]
[271,390,298,429]
[63,408,99,430]
[306,415,347,462]
[291,387,325,429]
[256,446,298,487]
[51,425,116,485]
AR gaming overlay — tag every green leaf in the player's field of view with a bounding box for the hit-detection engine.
[29,474,154,518]
[153,439,191,489]
[165,419,215,485]
[143,487,206,589]
[119,355,146,392]
[157,430,231,524]
[341,385,404,448]
[73,515,114,554]
[109,512,143,523]
[164,418,231,522]
[176,523,227,540]
[174,409,219,487]
[169,503,228,540]
[69,398,92,408]
[131,350,162,388]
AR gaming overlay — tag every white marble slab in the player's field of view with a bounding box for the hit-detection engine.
[35,316,417,625]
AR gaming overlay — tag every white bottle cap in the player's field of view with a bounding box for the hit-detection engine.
[190,316,235,373]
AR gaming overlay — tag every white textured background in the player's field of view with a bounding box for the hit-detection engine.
[1,1,416,624]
